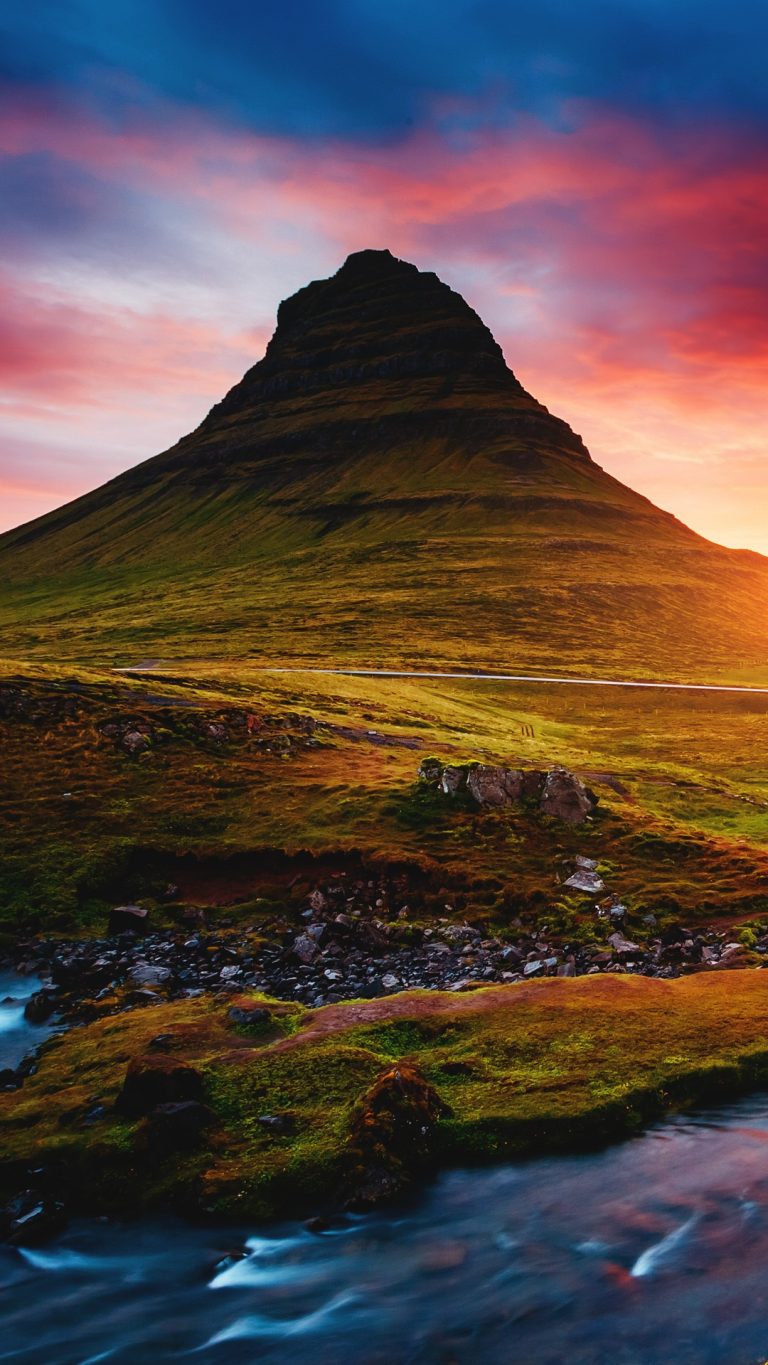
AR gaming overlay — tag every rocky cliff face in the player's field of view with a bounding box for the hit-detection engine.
[214,248,518,407]
[159,246,590,478]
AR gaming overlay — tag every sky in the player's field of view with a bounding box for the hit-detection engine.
[1,1,767,553]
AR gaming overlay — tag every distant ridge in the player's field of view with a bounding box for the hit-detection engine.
[1,249,766,679]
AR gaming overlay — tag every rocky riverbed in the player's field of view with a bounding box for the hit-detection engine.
[2,860,765,1096]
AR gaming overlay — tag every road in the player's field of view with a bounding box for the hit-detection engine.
[260,667,768,695]
[115,663,768,696]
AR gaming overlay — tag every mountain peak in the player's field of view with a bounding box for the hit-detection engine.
[336,247,418,281]
[208,247,525,425]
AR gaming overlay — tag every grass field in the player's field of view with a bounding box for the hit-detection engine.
[1,659,766,936]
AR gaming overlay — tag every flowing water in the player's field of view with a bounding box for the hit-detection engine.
[4,1095,768,1363]
[0,969,55,1072]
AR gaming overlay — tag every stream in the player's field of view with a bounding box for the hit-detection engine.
[0,970,55,1073]
[3,1092,768,1362]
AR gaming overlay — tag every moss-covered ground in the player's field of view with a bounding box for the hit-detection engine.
[1,655,767,1223]
[1,660,766,938]
[5,972,768,1221]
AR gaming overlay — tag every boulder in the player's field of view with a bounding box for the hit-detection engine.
[292,933,319,965]
[564,869,605,893]
[466,765,524,806]
[349,919,390,952]
[341,1061,451,1209]
[500,944,523,964]
[129,963,172,987]
[115,1054,204,1117]
[0,1189,67,1246]
[23,989,58,1023]
[148,1033,175,1050]
[608,933,642,957]
[257,1112,296,1134]
[441,924,481,946]
[136,1100,215,1156]
[202,722,228,742]
[600,896,628,922]
[125,988,164,1007]
[228,1005,271,1028]
[539,767,598,824]
[121,729,151,755]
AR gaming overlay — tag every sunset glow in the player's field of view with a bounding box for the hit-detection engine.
[1,3,766,551]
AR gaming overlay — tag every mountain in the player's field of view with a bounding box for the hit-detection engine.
[1,247,767,679]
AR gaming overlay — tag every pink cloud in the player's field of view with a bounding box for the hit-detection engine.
[0,271,264,407]
[1,95,767,551]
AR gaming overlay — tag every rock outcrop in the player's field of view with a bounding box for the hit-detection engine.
[540,767,597,824]
[136,1100,216,1156]
[419,759,598,824]
[466,764,524,805]
[206,250,569,429]
[115,1054,204,1118]
[341,1061,450,1209]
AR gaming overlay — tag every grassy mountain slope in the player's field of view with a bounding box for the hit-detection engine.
[1,249,767,680]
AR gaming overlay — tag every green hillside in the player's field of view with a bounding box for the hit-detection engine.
[2,248,767,681]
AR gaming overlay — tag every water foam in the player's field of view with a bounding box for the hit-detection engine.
[201,1290,363,1345]
[630,1215,700,1278]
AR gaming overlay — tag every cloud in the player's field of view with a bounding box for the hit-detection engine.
[0,71,767,551]
[0,269,263,407]
[4,1,768,140]
[0,265,270,532]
